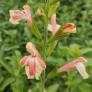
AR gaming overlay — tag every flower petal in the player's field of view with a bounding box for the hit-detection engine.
[58,61,76,72]
[75,62,89,79]
[23,5,32,25]
[48,24,60,32]
[25,66,34,79]
[58,57,87,72]
[35,58,43,80]
[51,14,57,33]
[28,58,36,76]
[20,56,29,66]
[37,57,46,70]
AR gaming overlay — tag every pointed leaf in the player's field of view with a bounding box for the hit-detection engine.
[50,26,67,42]
[80,48,92,55]
[0,60,13,74]
[47,0,60,17]
[36,7,48,27]
[0,77,14,91]
[46,41,57,56]
[46,68,60,81]
[11,77,25,92]
[28,20,42,40]
[46,83,59,92]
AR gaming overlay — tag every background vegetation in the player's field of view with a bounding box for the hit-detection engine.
[0,0,92,92]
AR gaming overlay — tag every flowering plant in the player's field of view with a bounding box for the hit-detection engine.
[9,0,89,91]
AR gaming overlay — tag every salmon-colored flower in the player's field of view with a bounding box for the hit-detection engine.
[48,14,60,33]
[20,55,46,79]
[48,14,76,34]
[23,5,32,25]
[9,5,32,25]
[58,57,89,79]
[51,14,57,33]
[20,42,46,79]
[9,10,25,24]
[63,23,76,34]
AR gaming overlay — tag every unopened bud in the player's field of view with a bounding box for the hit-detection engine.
[63,23,76,34]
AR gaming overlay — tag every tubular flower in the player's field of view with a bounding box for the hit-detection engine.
[20,55,46,79]
[58,57,89,79]
[48,22,76,34]
[48,14,60,33]
[48,14,76,34]
[63,23,76,34]
[20,42,46,79]
[23,5,32,25]
[9,5,32,25]
[51,14,57,33]
[9,10,25,24]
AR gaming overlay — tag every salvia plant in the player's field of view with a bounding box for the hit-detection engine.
[9,0,89,92]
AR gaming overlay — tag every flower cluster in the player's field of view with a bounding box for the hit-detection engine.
[9,5,89,80]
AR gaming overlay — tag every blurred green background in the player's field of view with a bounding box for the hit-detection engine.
[0,0,92,92]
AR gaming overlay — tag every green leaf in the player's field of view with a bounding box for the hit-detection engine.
[28,20,42,40]
[36,7,48,27]
[46,41,57,56]
[50,26,68,42]
[0,75,4,84]
[46,57,65,66]
[46,83,59,92]
[0,59,13,75]
[0,77,14,91]
[69,44,81,58]
[80,48,92,55]
[11,77,25,92]
[78,83,92,92]
[49,0,59,5]
[10,51,22,76]
[46,68,60,81]
[47,0,60,17]
[1,45,19,51]
[59,47,69,57]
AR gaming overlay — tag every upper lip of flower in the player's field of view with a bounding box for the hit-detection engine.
[63,23,76,29]
[57,57,87,72]
[9,5,32,25]
[26,42,40,57]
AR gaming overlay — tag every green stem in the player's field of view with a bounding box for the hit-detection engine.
[41,1,49,92]
[41,25,48,92]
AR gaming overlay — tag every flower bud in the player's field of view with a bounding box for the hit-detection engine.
[63,23,76,34]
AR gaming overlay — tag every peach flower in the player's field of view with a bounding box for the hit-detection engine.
[48,14,76,34]
[58,57,89,79]
[9,5,32,25]
[20,42,46,79]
